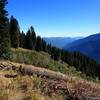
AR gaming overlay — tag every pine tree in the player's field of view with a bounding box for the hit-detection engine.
[30,26,36,49]
[9,16,20,48]
[20,31,26,48]
[35,36,42,51]
[26,29,33,49]
[0,0,11,59]
[51,46,60,61]
[47,44,52,54]
[25,27,36,50]
[41,39,47,52]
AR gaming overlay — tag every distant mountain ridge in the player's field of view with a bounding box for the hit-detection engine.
[43,37,83,48]
[64,33,100,63]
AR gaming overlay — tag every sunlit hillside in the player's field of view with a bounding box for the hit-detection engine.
[0,59,100,100]
[0,0,100,99]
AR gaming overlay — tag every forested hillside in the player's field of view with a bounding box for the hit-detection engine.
[0,0,100,99]
[8,17,100,79]
[0,0,100,80]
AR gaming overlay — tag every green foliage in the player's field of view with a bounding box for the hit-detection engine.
[35,36,42,51]
[26,26,36,50]
[9,16,20,48]
[51,46,61,61]
[10,48,100,82]
[30,26,36,49]
[20,31,26,48]
[26,30,33,49]
[0,0,11,59]
[41,39,47,52]
[10,48,83,77]
[61,50,99,78]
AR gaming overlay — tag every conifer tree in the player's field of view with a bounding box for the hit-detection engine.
[9,16,20,48]
[20,31,26,48]
[0,0,11,59]
[41,39,47,52]
[47,44,52,54]
[30,26,36,49]
[25,27,36,50]
[26,29,33,49]
[51,47,60,61]
[35,36,42,51]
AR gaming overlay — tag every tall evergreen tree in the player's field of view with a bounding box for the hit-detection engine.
[41,39,47,52]
[20,31,26,48]
[47,44,52,54]
[9,16,20,48]
[30,26,36,49]
[26,29,33,49]
[51,46,60,61]
[35,36,42,51]
[25,27,36,50]
[0,0,11,59]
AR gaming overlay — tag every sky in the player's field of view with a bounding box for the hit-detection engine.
[7,0,100,37]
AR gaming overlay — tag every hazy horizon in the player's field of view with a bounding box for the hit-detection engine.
[7,0,100,37]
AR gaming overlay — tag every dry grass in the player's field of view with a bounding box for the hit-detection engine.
[0,60,100,100]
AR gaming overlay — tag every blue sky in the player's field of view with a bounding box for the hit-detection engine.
[7,0,100,37]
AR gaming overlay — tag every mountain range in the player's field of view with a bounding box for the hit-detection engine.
[44,33,100,63]
[64,33,100,63]
[43,37,82,48]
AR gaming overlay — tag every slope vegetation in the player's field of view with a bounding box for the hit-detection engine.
[0,48,99,100]
[10,48,82,77]
[0,60,100,100]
